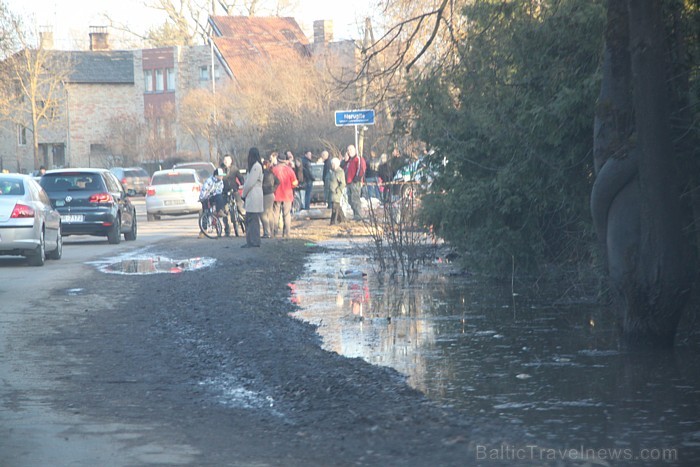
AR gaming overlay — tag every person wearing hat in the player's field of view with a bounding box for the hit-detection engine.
[199,167,226,217]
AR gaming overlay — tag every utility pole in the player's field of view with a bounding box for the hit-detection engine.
[209,36,218,161]
[358,17,373,158]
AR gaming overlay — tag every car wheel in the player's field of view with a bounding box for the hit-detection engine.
[28,229,46,266]
[124,215,137,241]
[147,212,156,221]
[47,224,63,260]
[107,216,121,244]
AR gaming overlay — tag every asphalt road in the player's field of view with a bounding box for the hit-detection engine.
[0,198,201,307]
[0,199,204,466]
[0,199,508,466]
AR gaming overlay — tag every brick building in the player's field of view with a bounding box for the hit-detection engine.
[141,45,223,163]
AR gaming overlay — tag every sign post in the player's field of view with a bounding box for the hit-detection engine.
[334,109,376,155]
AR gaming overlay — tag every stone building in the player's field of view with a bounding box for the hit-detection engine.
[0,28,143,172]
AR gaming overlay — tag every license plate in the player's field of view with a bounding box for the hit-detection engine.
[61,214,84,223]
[164,200,184,205]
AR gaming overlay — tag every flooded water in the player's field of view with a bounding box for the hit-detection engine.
[292,241,700,464]
[91,252,216,275]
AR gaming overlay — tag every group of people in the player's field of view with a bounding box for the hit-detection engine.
[322,145,410,225]
[198,144,411,245]
[198,149,263,247]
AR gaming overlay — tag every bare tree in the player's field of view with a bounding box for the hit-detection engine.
[0,17,71,170]
[229,55,339,152]
[106,112,148,167]
[337,0,464,149]
[179,87,219,161]
[106,0,300,47]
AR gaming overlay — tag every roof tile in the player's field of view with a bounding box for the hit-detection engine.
[209,16,310,84]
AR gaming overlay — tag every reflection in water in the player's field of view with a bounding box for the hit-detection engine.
[292,242,700,462]
[99,256,216,275]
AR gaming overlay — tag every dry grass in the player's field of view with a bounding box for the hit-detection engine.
[289,211,369,243]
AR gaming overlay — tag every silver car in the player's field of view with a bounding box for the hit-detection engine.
[0,173,62,266]
[172,161,216,182]
[145,168,202,220]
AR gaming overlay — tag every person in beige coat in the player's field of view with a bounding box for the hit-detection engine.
[241,147,264,247]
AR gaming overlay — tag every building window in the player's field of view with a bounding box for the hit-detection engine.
[36,100,57,119]
[155,69,164,92]
[17,124,27,145]
[214,65,221,80]
[166,68,175,91]
[144,70,153,92]
[199,66,209,81]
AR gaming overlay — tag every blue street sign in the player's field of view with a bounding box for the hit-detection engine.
[335,109,375,126]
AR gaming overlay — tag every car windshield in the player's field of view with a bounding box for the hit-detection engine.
[151,172,197,185]
[0,178,25,196]
[41,174,105,192]
[174,163,214,181]
[125,169,148,178]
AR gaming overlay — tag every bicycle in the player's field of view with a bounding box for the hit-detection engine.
[291,189,302,214]
[198,198,223,239]
[225,190,246,237]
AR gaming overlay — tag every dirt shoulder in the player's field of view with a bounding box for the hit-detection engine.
[22,217,523,466]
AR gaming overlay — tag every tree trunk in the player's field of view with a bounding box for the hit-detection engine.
[32,122,41,170]
[591,0,694,348]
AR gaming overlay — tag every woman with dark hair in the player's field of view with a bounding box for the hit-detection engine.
[241,147,264,247]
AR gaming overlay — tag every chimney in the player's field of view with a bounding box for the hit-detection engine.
[39,26,54,50]
[89,26,110,51]
[313,20,333,44]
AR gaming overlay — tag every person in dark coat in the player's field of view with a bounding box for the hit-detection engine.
[320,150,332,208]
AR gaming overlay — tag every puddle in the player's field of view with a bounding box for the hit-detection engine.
[291,240,700,460]
[103,257,215,275]
[90,250,216,275]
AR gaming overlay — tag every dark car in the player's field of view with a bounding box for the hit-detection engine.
[40,168,137,244]
[310,163,325,203]
[109,167,150,196]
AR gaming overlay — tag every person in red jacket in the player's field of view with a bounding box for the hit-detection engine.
[344,144,366,221]
[271,153,298,238]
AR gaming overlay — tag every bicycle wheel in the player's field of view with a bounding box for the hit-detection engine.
[237,210,246,235]
[292,192,301,214]
[231,207,245,236]
[199,210,223,238]
[232,209,241,237]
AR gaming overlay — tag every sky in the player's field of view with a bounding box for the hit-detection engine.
[5,0,377,49]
